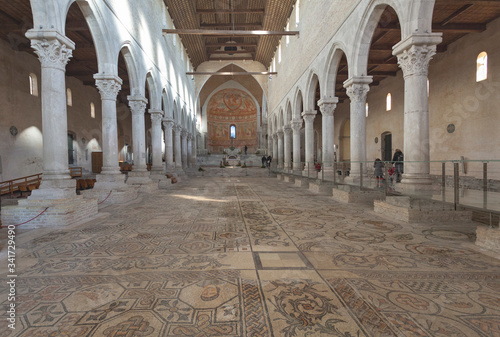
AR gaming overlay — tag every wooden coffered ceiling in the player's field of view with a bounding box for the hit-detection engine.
[162,0,296,68]
[0,0,500,102]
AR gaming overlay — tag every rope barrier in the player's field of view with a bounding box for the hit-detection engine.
[1,207,49,228]
[98,191,113,205]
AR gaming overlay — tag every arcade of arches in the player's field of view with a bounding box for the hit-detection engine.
[1,0,500,336]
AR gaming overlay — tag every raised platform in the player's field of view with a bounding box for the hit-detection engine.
[294,177,309,188]
[309,180,334,195]
[374,196,472,223]
[332,184,385,204]
[1,196,98,229]
[476,227,500,256]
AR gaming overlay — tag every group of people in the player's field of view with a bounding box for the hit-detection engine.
[374,149,404,187]
[261,155,272,168]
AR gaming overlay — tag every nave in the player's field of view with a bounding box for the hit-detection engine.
[1,174,500,336]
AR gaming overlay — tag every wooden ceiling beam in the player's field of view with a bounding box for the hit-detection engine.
[163,29,299,36]
[205,43,258,47]
[186,71,277,75]
[209,50,255,54]
[200,23,263,28]
[196,9,265,14]
[440,4,473,26]
[208,56,254,61]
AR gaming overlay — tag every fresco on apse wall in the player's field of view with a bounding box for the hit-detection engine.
[207,88,258,152]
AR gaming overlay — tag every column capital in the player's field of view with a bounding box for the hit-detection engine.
[150,111,163,124]
[277,130,284,137]
[301,110,317,124]
[181,129,188,137]
[291,118,303,131]
[162,118,175,129]
[344,77,372,103]
[26,31,75,71]
[393,34,442,78]
[148,109,163,115]
[318,97,339,116]
[283,125,292,136]
[272,133,278,140]
[187,133,194,141]
[94,74,122,100]
[128,96,148,116]
[174,124,183,134]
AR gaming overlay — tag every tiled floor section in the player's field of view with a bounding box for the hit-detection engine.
[1,175,500,336]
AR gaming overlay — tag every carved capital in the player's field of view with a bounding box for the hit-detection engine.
[301,110,317,124]
[95,76,122,100]
[272,133,278,140]
[30,38,73,71]
[291,118,303,132]
[128,96,148,116]
[396,45,436,78]
[149,110,163,125]
[162,119,175,130]
[181,129,188,138]
[277,130,284,138]
[318,98,338,117]
[174,125,183,135]
[345,83,370,103]
[283,125,292,136]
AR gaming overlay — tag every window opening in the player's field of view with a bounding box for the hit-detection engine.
[476,51,487,82]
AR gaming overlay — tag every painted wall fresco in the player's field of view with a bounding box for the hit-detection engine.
[207,89,258,152]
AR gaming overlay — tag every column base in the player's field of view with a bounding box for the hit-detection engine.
[476,227,500,257]
[29,178,77,200]
[1,196,98,229]
[127,171,152,185]
[401,173,433,185]
[81,173,138,205]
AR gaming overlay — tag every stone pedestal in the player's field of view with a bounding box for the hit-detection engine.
[476,227,500,256]
[294,177,309,188]
[332,184,385,204]
[284,175,295,183]
[309,180,334,195]
[374,196,471,223]
[82,173,138,205]
[1,196,98,229]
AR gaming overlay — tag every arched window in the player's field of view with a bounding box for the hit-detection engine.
[386,93,391,111]
[230,125,236,139]
[278,43,282,64]
[295,0,300,26]
[476,52,488,82]
[66,88,72,106]
[90,102,95,118]
[365,103,369,117]
[286,22,290,46]
[29,73,38,96]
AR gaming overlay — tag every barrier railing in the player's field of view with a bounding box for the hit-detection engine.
[271,159,500,219]
[0,173,42,196]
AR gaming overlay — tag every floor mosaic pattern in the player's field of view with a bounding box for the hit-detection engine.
[1,175,500,336]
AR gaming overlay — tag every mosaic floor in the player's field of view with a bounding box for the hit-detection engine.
[1,175,500,336]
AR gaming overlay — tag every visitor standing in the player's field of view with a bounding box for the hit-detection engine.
[392,149,404,182]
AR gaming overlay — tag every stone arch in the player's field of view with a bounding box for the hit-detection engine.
[162,88,173,118]
[305,71,320,111]
[294,88,304,119]
[119,44,140,96]
[145,71,161,110]
[324,44,349,98]
[30,0,66,33]
[351,1,405,76]
[278,107,284,130]
[285,100,292,125]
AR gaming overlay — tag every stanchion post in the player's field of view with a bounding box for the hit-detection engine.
[442,162,446,187]
[359,162,363,189]
[454,162,459,210]
[483,162,488,191]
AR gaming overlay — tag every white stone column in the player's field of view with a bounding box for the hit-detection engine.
[25,32,76,199]
[181,130,188,169]
[283,125,292,170]
[128,96,148,172]
[277,130,284,169]
[261,122,268,152]
[173,125,183,169]
[344,77,372,179]
[301,110,317,172]
[187,134,193,168]
[393,34,442,185]
[149,110,163,174]
[272,134,278,165]
[163,119,174,170]
[94,75,123,177]
[291,118,302,172]
[318,98,338,172]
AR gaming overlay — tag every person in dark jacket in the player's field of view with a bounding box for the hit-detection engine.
[392,149,404,182]
[261,155,267,167]
[374,158,384,187]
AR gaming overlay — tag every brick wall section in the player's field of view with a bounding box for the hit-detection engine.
[1,196,98,229]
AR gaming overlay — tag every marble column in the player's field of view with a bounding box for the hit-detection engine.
[393,34,442,185]
[268,130,273,157]
[318,98,338,173]
[173,125,183,169]
[187,134,193,168]
[163,119,174,170]
[283,125,292,170]
[181,129,188,169]
[344,77,372,179]
[94,74,126,186]
[277,130,284,169]
[301,110,317,172]
[128,96,148,172]
[25,31,76,199]
[149,110,164,174]
[261,122,268,152]
[291,118,303,172]
[272,133,278,165]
